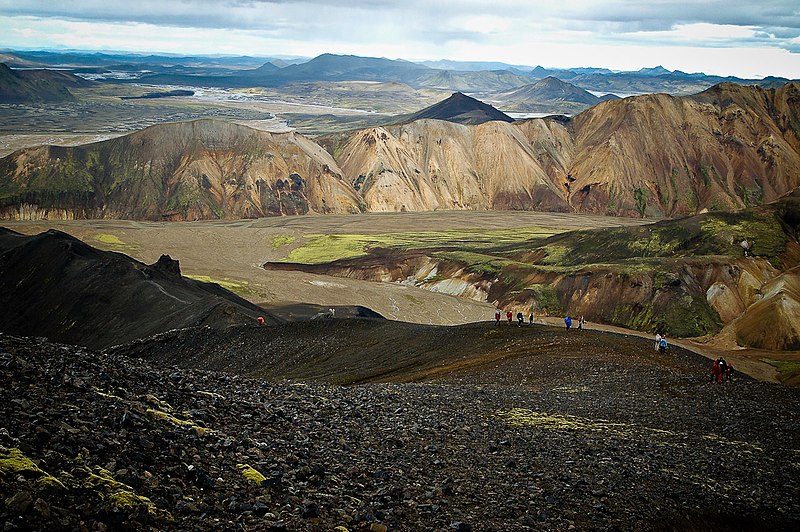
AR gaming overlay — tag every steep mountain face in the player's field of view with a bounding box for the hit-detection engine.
[397,92,513,125]
[0,119,364,220]
[329,119,568,212]
[0,228,279,349]
[0,63,92,103]
[565,82,800,217]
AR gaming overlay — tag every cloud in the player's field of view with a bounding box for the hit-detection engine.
[1,1,799,77]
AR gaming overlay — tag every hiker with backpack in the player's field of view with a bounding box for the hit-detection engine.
[718,357,728,382]
[495,309,501,325]
[658,335,667,355]
[506,310,513,325]
[517,311,524,327]
[564,315,572,331]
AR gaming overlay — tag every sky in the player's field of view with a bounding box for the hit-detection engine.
[1,1,800,78]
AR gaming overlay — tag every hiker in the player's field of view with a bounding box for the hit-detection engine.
[529,313,534,326]
[711,359,720,382]
[506,310,513,325]
[655,332,662,351]
[578,315,585,330]
[517,311,524,327]
[658,335,667,355]
[495,309,501,326]
[256,316,265,326]
[564,315,572,331]
[726,362,735,381]
[718,357,728,382]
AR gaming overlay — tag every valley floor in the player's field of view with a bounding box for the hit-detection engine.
[2,326,799,530]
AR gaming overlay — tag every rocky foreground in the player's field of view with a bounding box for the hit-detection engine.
[1,331,799,531]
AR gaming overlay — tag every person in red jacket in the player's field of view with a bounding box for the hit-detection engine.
[506,310,513,325]
[711,359,720,383]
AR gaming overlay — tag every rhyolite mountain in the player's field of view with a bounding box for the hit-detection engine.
[1,81,800,220]
[0,63,92,103]
[0,227,281,349]
[0,119,364,220]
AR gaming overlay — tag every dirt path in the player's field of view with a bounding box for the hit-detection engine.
[533,316,783,383]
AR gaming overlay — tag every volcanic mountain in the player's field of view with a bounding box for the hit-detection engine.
[496,76,619,113]
[2,81,800,220]
[0,227,279,349]
[395,92,513,125]
[0,63,92,103]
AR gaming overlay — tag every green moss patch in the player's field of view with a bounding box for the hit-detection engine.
[271,234,297,250]
[185,275,249,295]
[146,408,212,437]
[237,463,266,485]
[93,233,138,253]
[760,358,800,385]
[282,227,562,265]
[81,466,170,518]
[0,447,65,490]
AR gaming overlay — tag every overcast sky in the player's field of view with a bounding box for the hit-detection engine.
[1,1,799,77]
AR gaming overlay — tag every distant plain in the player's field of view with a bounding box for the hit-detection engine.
[4,211,647,324]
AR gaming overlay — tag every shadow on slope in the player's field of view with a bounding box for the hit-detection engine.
[0,228,280,349]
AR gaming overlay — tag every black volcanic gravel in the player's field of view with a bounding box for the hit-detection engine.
[1,332,799,531]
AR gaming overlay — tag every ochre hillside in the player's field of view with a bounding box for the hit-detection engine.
[1,82,799,220]
[0,120,363,220]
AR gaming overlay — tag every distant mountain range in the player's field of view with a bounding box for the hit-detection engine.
[2,81,799,221]
[2,50,791,96]
[0,63,92,103]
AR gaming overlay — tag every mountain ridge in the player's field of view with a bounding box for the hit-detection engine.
[2,81,800,220]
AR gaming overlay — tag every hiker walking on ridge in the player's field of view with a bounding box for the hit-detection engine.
[718,356,728,382]
[578,315,585,331]
[529,313,534,326]
[495,309,501,326]
[726,361,735,381]
[564,315,572,331]
[506,310,513,325]
[655,332,662,351]
[517,311,524,327]
[659,335,667,355]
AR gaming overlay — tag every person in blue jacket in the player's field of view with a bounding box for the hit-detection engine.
[565,315,572,331]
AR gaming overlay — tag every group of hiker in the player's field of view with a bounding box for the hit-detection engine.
[711,357,734,382]
[495,309,537,327]
[564,315,586,331]
[493,309,587,331]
